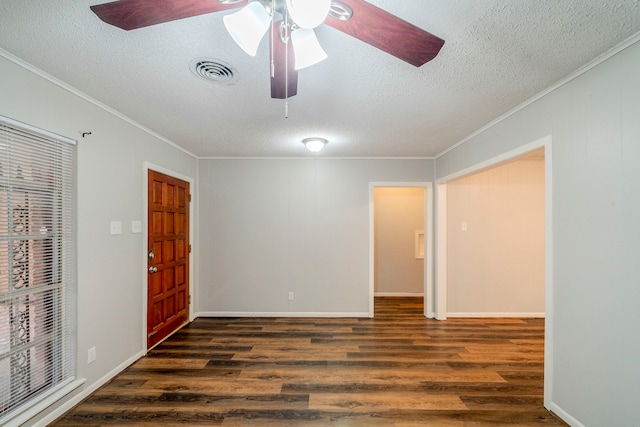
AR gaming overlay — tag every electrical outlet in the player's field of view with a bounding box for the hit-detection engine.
[88,346,96,364]
[461,222,468,231]
[288,292,294,301]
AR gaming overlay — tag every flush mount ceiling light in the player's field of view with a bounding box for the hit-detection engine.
[303,137,327,153]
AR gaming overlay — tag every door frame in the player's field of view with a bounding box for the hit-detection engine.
[142,162,196,353]
[434,134,553,407]
[368,182,433,318]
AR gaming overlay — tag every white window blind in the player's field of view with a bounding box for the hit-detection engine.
[0,116,76,424]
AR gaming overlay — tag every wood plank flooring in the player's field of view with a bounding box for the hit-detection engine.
[53,297,567,426]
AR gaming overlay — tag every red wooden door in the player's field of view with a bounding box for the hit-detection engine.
[147,170,190,348]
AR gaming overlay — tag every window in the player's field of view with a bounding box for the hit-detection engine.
[0,116,76,424]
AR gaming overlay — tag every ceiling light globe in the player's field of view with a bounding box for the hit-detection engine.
[286,0,331,29]
[291,28,328,70]
[303,137,327,152]
[223,2,271,56]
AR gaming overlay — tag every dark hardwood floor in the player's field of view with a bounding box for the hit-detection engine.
[53,297,566,426]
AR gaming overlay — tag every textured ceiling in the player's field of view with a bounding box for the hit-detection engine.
[1,1,640,158]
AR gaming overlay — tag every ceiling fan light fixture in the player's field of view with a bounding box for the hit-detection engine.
[291,28,328,70]
[223,1,271,56]
[303,137,327,153]
[286,0,331,29]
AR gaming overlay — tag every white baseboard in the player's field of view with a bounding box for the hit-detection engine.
[548,401,585,427]
[374,292,424,297]
[194,311,370,318]
[447,312,545,318]
[7,379,84,427]
[34,350,145,427]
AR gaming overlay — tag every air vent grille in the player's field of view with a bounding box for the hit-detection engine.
[190,58,238,85]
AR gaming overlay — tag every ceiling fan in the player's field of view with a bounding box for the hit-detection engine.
[90,0,445,99]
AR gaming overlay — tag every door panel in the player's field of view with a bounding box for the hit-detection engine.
[147,170,190,349]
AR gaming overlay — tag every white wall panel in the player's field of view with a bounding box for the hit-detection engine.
[197,159,433,315]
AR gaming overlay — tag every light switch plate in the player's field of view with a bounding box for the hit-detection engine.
[131,220,142,234]
[110,221,122,235]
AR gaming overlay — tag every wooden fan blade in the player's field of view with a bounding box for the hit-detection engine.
[90,0,248,30]
[324,0,444,67]
[270,21,298,99]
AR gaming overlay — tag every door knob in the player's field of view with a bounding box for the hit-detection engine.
[148,266,158,273]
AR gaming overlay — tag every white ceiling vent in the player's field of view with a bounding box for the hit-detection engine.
[190,58,238,85]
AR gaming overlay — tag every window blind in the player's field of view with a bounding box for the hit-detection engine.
[0,116,76,424]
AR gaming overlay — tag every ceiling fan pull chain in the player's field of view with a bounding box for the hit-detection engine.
[285,7,289,117]
[270,0,275,78]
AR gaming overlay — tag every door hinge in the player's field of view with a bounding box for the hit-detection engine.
[189,244,192,253]
[189,295,191,305]
[189,193,192,203]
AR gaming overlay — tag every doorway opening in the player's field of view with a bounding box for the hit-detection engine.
[435,135,552,406]
[445,149,545,317]
[369,182,433,318]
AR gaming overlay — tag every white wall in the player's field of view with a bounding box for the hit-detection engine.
[197,159,433,316]
[0,54,197,425]
[446,158,545,316]
[374,187,424,295]
[436,40,640,426]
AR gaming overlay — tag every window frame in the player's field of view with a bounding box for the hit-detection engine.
[0,115,77,425]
